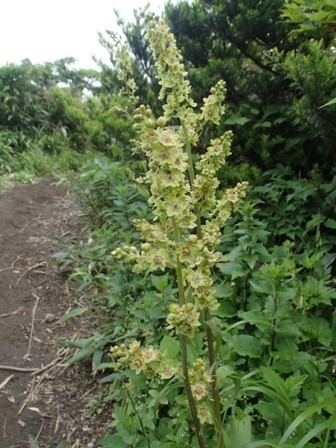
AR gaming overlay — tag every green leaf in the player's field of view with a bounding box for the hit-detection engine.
[151,273,169,292]
[332,311,336,349]
[228,335,263,357]
[147,306,165,320]
[254,121,272,129]
[214,282,233,298]
[238,311,275,330]
[57,307,88,323]
[232,268,246,279]
[254,400,284,425]
[260,366,287,398]
[206,317,223,342]
[216,364,236,383]
[311,11,330,21]
[249,279,273,295]
[276,319,301,337]
[284,374,307,397]
[279,401,332,445]
[302,316,332,346]
[56,442,68,448]
[320,97,336,108]
[65,347,96,365]
[28,436,39,448]
[296,414,336,448]
[115,405,134,429]
[100,434,125,447]
[247,441,281,447]
[243,385,293,416]
[61,127,68,139]
[225,414,252,448]
[154,443,176,448]
[225,114,250,125]
[160,336,180,359]
[218,261,242,276]
[92,349,104,370]
[245,253,259,269]
[325,218,336,229]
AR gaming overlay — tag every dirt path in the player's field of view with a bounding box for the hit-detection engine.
[0,180,107,448]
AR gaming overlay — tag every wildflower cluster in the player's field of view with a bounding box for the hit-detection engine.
[99,31,139,114]
[110,19,249,351]
[189,359,213,424]
[202,181,248,248]
[147,20,197,122]
[112,245,139,263]
[112,33,138,104]
[166,303,201,338]
[201,80,227,125]
[111,341,178,380]
[116,44,138,101]
[111,20,249,311]
[193,132,233,216]
[110,19,248,447]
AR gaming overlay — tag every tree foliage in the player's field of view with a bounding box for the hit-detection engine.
[0,54,137,172]
[163,0,336,178]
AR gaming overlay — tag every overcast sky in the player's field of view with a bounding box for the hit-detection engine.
[1,0,169,69]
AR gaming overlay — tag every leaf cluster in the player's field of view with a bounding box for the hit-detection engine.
[57,154,336,446]
[163,0,336,177]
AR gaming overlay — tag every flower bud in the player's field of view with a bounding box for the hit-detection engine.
[141,243,151,252]
[157,116,167,127]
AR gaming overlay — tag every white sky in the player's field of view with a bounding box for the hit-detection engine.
[0,0,169,69]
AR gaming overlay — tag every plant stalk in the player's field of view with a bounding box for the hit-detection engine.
[172,217,186,305]
[204,309,225,448]
[126,385,152,448]
[181,335,206,448]
[173,217,205,448]
[270,287,278,361]
[180,121,225,448]
[180,121,202,236]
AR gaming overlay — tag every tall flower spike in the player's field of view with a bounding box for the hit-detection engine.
[147,20,199,145]
[111,20,249,448]
[147,21,196,112]
[201,80,227,125]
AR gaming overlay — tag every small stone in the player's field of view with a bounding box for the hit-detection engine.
[87,443,94,448]
[44,313,55,323]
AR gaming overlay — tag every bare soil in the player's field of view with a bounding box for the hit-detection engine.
[0,179,109,448]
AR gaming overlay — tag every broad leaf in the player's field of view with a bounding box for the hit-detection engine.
[160,336,180,359]
[228,335,263,358]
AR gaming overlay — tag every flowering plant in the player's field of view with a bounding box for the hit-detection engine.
[111,19,247,448]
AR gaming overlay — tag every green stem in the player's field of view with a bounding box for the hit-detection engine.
[204,309,225,448]
[173,217,186,305]
[180,121,224,448]
[126,385,152,448]
[181,121,196,184]
[172,217,205,448]
[181,335,206,448]
[180,121,202,236]
[270,287,278,364]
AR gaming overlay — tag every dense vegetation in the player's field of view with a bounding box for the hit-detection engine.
[1,1,335,447]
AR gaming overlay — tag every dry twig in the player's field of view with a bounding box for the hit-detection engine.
[16,262,46,286]
[0,306,24,318]
[0,374,14,389]
[0,365,39,373]
[0,255,21,273]
[31,350,70,377]
[18,348,71,415]
[33,419,44,443]
[24,292,40,360]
